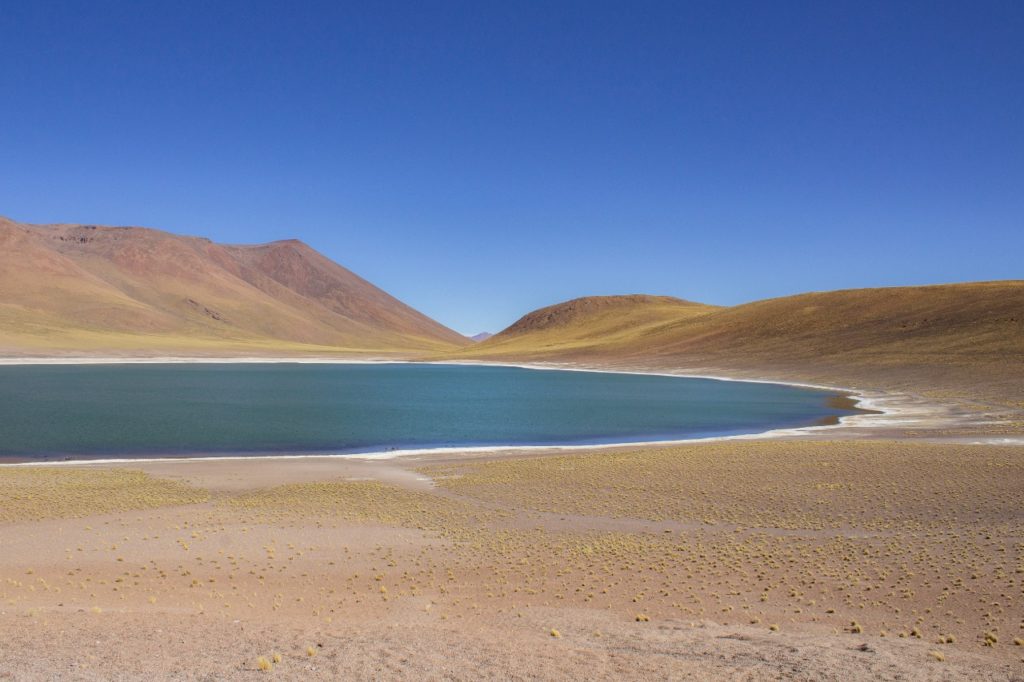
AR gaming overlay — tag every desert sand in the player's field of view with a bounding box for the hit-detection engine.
[1,358,1023,681]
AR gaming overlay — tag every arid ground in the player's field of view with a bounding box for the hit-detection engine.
[1,366,1023,681]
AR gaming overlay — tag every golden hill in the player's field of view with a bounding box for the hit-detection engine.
[465,295,719,357]
[0,216,469,355]
[452,283,1024,403]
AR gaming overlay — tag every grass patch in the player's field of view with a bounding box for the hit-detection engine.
[0,468,208,522]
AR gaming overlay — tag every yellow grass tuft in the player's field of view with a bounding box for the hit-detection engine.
[0,468,208,522]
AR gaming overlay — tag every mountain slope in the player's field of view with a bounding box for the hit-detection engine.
[0,217,468,355]
[459,295,719,358]
[638,282,1024,364]
[451,283,1024,402]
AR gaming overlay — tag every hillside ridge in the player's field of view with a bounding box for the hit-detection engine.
[0,217,468,355]
[450,283,1024,403]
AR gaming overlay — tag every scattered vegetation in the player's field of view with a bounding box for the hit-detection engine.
[0,468,208,522]
[1,439,1021,671]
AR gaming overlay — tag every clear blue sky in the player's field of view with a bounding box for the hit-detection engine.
[2,2,1021,335]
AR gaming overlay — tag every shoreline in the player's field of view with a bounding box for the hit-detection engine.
[0,421,866,468]
[3,362,1022,681]
[0,355,974,467]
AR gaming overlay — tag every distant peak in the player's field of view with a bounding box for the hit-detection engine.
[498,294,715,337]
[229,237,311,251]
[264,238,311,250]
[470,332,493,342]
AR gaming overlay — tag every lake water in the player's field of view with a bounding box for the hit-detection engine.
[0,363,858,460]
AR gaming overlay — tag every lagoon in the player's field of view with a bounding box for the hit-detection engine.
[0,363,858,460]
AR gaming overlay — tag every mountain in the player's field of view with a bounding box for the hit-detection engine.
[469,332,493,342]
[0,216,469,355]
[4,214,1020,403]
[455,295,718,357]
[451,284,1024,403]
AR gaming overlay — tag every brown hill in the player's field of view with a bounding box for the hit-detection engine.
[452,283,1024,403]
[639,282,1024,364]
[0,216,468,355]
[468,295,719,357]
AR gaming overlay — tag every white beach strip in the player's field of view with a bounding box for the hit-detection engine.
[0,405,900,469]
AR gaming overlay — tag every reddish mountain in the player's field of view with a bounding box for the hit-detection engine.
[0,216,468,355]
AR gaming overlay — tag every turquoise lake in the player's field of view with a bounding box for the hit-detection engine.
[0,363,858,460]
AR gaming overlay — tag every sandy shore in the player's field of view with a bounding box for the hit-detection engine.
[2,359,1023,680]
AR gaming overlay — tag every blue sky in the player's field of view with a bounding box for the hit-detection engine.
[2,2,1021,335]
